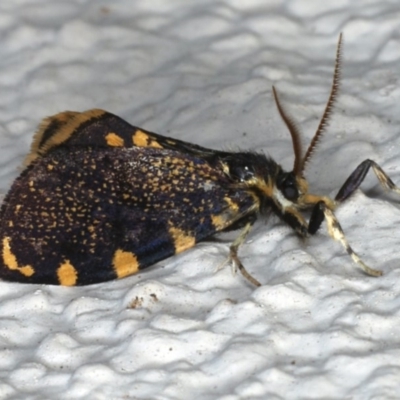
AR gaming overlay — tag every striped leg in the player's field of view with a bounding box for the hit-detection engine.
[304,159,400,276]
[335,159,400,202]
[322,204,382,276]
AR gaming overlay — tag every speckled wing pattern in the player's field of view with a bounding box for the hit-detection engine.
[25,109,216,164]
[0,110,256,285]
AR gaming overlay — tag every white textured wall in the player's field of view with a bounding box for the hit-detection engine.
[0,1,400,399]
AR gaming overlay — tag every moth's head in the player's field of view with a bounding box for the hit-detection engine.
[221,152,309,209]
[221,31,342,211]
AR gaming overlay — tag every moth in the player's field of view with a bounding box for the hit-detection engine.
[0,34,398,286]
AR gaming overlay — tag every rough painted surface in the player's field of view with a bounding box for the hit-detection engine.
[1,1,400,399]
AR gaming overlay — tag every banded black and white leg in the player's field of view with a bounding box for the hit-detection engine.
[309,159,400,276]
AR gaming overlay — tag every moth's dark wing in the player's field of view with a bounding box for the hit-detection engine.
[0,147,257,285]
[26,109,219,164]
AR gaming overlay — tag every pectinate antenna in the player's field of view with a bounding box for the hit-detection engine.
[300,33,343,175]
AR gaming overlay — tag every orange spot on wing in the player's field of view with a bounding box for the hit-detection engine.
[57,260,78,286]
[211,197,242,230]
[168,227,196,253]
[2,237,34,277]
[132,130,163,148]
[113,249,139,278]
[211,214,226,229]
[105,132,125,147]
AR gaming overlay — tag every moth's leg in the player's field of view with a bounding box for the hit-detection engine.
[310,201,382,276]
[228,220,262,287]
[306,159,399,232]
[281,192,383,276]
[279,208,309,238]
[217,213,260,286]
[308,200,326,234]
[335,159,400,202]
[304,159,399,275]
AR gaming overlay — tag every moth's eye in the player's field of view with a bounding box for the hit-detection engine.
[277,172,299,201]
[282,185,298,200]
[229,163,254,182]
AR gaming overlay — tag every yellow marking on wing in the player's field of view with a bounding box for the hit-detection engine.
[212,192,260,231]
[132,130,163,148]
[223,197,239,212]
[26,111,80,165]
[2,237,34,277]
[211,197,242,230]
[25,109,107,165]
[113,249,139,278]
[57,260,78,286]
[105,132,125,147]
[211,214,226,229]
[169,227,196,253]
